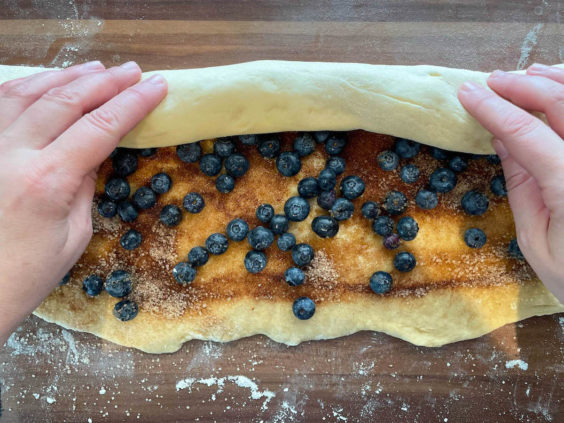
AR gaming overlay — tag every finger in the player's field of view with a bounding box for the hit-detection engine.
[4,62,142,149]
[486,70,564,138]
[457,81,564,194]
[45,74,167,176]
[0,61,105,132]
[526,63,564,85]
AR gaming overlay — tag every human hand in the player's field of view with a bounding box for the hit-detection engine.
[458,64,564,304]
[0,61,167,343]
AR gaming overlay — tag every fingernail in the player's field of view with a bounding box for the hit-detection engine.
[528,63,548,72]
[460,81,481,92]
[145,74,166,85]
[492,138,509,160]
[80,60,103,70]
[120,61,139,71]
[489,70,506,79]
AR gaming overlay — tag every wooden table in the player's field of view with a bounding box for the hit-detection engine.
[1,1,563,422]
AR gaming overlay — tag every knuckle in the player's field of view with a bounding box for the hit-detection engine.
[504,170,532,192]
[0,79,20,96]
[2,80,38,100]
[43,86,82,109]
[500,111,540,138]
[84,107,120,136]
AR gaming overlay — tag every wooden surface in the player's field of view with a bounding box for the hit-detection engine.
[0,1,563,422]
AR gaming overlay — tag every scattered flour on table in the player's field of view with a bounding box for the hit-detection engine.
[516,23,544,70]
[505,359,529,371]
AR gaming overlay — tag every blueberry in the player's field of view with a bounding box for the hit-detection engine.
[183,192,205,213]
[173,262,197,285]
[284,196,310,222]
[464,228,487,248]
[313,131,330,143]
[216,174,235,193]
[120,229,142,250]
[393,252,416,272]
[490,175,507,197]
[277,233,296,251]
[292,243,314,267]
[160,204,182,227]
[318,168,337,191]
[487,155,501,165]
[396,216,419,241]
[508,238,524,260]
[394,138,420,159]
[270,214,289,235]
[206,233,229,255]
[276,152,302,177]
[415,189,438,210]
[258,138,281,158]
[214,138,237,158]
[113,299,139,321]
[112,149,138,176]
[239,134,258,145]
[325,134,347,155]
[326,156,346,175]
[400,164,420,184]
[383,191,408,215]
[429,168,457,193]
[105,270,132,298]
[138,148,157,157]
[225,153,249,178]
[188,246,209,267]
[98,199,117,218]
[377,150,399,171]
[285,267,305,286]
[151,173,172,194]
[133,187,157,209]
[248,226,274,251]
[226,218,250,241]
[109,148,119,158]
[383,233,401,250]
[105,177,130,201]
[199,154,222,176]
[256,204,275,223]
[461,190,489,215]
[372,216,394,237]
[58,272,71,286]
[292,297,315,320]
[331,198,354,221]
[361,201,380,219]
[369,271,393,294]
[312,215,339,238]
[340,175,365,200]
[82,275,103,296]
[293,133,316,157]
[177,143,202,163]
[244,250,267,274]
[449,155,468,172]
[317,190,336,210]
[430,147,450,160]
[117,200,138,222]
[298,177,320,198]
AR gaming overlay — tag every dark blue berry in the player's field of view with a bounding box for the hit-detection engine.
[396,216,419,241]
[276,152,302,177]
[361,201,380,219]
[293,133,316,157]
[373,216,394,237]
[487,155,501,165]
[58,272,70,286]
[256,204,274,223]
[226,218,249,241]
[225,154,249,178]
[285,267,305,286]
[449,155,468,172]
[293,297,315,320]
[258,138,281,158]
[377,150,399,171]
[430,147,450,160]
[284,196,310,222]
[244,250,267,274]
[429,168,457,193]
[326,156,346,175]
[117,201,138,222]
[369,271,393,294]
[298,177,320,198]
[292,243,314,267]
[239,134,258,145]
[113,299,138,321]
[98,199,117,218]
[112,149,138,176]
[120,229,142,250]
[138,148,156,157]
[394,138,420,159]
[188,246,209,267]
[105,177,130,201]
[248,226,274,251]
[109,148,119,158]
[199,154,222,176]
[105,270,132,298]
[393,252,416,272]
[464,228,487,248]
[151,173,172,194]
[277,233,296,251]
[160,204,182,227]
[331,198,354,221]
[340,175,365,200]
[325,134,347,155]
[461,190,489,215]
[173,262,197,285]
[214,138,237,158]
[177,142,202,163]
[383,233,401,250]
[206,233,229,255]
[183,192,205,213]
[317,190,336,210]
[82,275,103,296]
[508,238,524,260]
[383,191,408,215]
[490,175,507,197]
[270,214,289,235]
[216,174,235,193]
[415,189,438,210]
[313,131,330,143]
[312,216,339,238]
[400,164,420,184]
[133,187,157,209]
[318,168,337,191]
